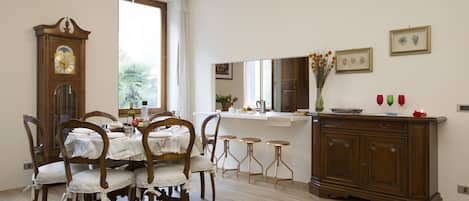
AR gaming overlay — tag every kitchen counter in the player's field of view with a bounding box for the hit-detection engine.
[193,111,312,182]
[194,111,310,127]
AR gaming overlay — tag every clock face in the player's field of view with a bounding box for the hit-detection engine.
[54,45,76,74]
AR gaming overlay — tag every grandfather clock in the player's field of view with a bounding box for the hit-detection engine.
[34,17,90,160]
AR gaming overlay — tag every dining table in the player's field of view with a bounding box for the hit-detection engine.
[64,125,203,161]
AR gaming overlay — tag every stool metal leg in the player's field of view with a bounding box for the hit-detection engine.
[216,139,240,177]
[265,146,294,186]
[239,143,264,183]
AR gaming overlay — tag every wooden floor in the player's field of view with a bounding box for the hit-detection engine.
[0,173,363,201]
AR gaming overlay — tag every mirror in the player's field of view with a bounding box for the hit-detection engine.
[215,56,309,112]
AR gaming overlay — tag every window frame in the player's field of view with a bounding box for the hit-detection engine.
[243,60,273,110]
[118,0,167,117]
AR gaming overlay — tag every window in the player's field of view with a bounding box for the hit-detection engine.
[244,60,272,109]
[118,0,167,116]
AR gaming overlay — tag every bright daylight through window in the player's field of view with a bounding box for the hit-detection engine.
[244,60,272,109]
[118,0,166,113]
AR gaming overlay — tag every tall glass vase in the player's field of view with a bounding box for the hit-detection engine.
[315,88,324,112]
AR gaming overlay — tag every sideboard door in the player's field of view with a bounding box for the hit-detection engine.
[361,136,408,196]
[321,133,360,187]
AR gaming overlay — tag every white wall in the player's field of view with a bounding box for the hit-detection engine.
[188,0,469,200]
[0,0,118,190]
[215,62,244,109]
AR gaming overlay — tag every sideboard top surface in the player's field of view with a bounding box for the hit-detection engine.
[310,112,447,123]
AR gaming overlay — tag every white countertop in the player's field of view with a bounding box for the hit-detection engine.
[194,111,310,123]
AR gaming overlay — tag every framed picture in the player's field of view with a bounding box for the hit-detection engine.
[335,47,373,73]
[215,63,233,80]
[390,25,431,56]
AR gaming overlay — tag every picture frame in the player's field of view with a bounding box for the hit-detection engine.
[215,63,233,80]
[390,25,431,56]
[335,47,373,73]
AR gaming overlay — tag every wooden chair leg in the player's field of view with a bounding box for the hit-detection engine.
[33,187,39,201]
[128,186,136,201]
[168,186,173,197]
[148,192,154,201]
[210,172,216,201]
[139,188,144,201]
[181,186,189,201]
[200,172,205,199]
[83,193,92,201]
[41,186,48,201]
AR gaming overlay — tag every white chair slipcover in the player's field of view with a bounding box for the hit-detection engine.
[34,161,89,184]
[62,168,135,201]
[190,156,214,173]
[68,169,134,193]
[134,163,190,197]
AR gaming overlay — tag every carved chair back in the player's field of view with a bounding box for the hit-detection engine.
[141,118,196,185]
[23,115,60,176]
[56,119,110,189]
[149,111,174,122]
[200,114,221,162]
[80,110,118,124]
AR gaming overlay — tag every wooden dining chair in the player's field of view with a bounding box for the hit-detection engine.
[80,110,118,124]
[23,115,89,201]
[56,120,135,201]
[81,110,127,169]
[135,118,195,201]
[149,111,174,122]
[191,114,221,201]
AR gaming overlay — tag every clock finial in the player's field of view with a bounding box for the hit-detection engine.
[60,17,75,34]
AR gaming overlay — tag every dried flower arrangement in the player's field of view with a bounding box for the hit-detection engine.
[308,50,337,112]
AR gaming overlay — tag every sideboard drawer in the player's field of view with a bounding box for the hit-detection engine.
[321,119,407,133]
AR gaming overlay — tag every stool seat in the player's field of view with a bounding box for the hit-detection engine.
[219,135,237,140]
[266,140,290,146]
[240,137,261,143]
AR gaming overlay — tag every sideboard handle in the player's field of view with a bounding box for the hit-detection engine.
[328,142,334,147]
[390,148,396,152]
[370,145,376,151]
[344,143,350,148]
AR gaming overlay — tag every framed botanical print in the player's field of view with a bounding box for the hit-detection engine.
[215,63,233,80]
[390,25,431,56]
[335,47,373,73]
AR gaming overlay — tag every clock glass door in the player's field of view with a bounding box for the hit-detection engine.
[52,84,77,150]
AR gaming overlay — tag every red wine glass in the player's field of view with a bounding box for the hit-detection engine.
[398,95,405,106]
[376,95,384,106]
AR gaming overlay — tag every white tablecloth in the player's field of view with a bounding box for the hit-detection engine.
[64,126,202,161]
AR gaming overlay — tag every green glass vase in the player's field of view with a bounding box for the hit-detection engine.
[315,88,324,112]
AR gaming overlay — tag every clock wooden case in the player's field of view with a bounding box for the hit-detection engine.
[34,17,90,160]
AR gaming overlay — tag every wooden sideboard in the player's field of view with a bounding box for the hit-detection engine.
[310,113,446,201]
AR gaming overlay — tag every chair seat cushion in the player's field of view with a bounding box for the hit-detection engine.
[135,164,188,188]
[35,161,88,185]
[68,169,134,194]
[190,156,213,172]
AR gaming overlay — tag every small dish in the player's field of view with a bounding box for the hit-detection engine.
[331,108,363,114]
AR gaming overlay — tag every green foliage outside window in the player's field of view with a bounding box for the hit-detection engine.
[118,49,159,108]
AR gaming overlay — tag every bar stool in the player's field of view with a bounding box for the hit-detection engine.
[239,137,264,183]
[216,135,241,177]
[265,140,294,185]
